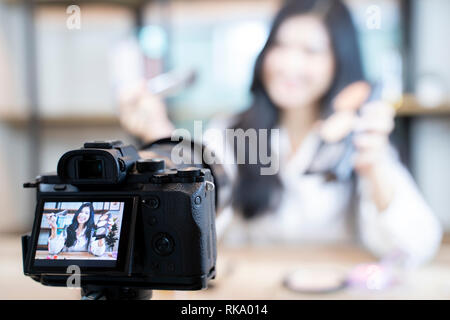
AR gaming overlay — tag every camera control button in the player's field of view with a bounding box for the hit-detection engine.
[152,174,169,184]
[53,184,66,191]
[176,167,201,177]
[153,233,174,256]
[136,159,165,173]
[143,197,160,209]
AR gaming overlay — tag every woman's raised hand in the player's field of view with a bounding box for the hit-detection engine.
[46,213,57,230]
[319,81,395,177]
[352,99,395,177]
[319,81,396,211]
[118,81,175,143]
[46,213,58,239]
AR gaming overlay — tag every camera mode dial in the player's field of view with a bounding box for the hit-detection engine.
[136,159,165,173]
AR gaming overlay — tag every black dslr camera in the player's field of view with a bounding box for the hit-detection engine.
[22,140,217,296]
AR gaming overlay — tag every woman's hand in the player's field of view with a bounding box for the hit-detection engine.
[46,214,58,239]
[352,101,395,176]
[321,81,397,212]
[118,81,175,143]
[352,100,396,212]
[108,218,114,231]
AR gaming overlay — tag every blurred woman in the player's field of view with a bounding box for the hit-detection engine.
[119,0,442,266]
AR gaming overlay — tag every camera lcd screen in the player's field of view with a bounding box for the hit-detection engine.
[33,201,131,270]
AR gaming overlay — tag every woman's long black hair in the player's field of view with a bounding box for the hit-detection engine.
[231,0,365,219]
[65,202,95,248]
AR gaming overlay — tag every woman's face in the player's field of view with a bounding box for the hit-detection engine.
[262,14,335,111]
[77,206,91,224]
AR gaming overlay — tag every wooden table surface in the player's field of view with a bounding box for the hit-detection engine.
[1,234,450,300]
[35,251,115,260]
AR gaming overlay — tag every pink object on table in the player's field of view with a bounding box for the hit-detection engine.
[346,263,393,291]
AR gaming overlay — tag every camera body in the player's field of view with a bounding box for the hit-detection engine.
[22,141,217,290]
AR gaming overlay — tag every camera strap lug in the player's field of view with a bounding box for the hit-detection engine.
[23,177,42,188]
[206,181,215,191]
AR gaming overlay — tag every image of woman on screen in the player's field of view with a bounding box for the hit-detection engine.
[47,202,106,257]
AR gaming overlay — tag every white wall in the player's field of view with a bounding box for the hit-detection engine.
[35,6,134,117]
[411,0,450,230]
[411,118,450,229]
[0,125,33,232]
[0,3,31,232]
[0,3,135,232]
[413,0,450,98]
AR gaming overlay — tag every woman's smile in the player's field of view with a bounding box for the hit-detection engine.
[77,207,90,224]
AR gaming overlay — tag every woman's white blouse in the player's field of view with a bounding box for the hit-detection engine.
[209,124,443,267]
[48,227,106,257]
